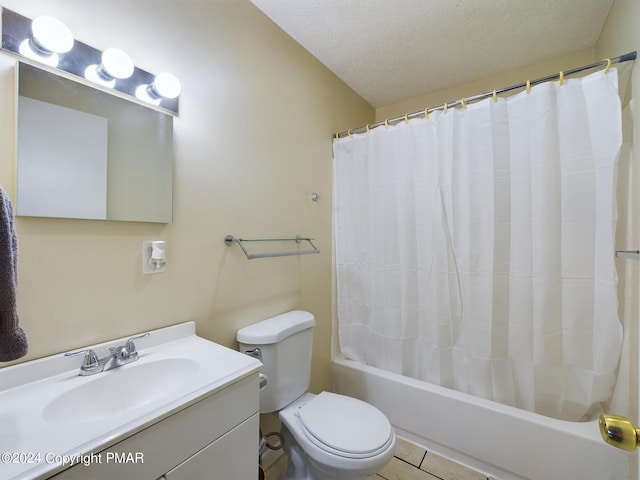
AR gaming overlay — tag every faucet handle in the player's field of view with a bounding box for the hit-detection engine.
[124,332,150,356]
[65,349,99,369]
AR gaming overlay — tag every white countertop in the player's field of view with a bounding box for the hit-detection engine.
[0,321,261,480]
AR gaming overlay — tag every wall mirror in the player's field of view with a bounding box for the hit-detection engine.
[16,62,173,223]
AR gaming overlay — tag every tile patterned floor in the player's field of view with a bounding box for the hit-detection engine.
[376,437,490,480]
[264,436,492,480]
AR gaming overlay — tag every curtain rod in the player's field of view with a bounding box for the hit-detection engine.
[334,51,637,139]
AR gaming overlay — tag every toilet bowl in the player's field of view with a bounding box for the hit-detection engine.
[279,392,396,480]
[237,311,396,480]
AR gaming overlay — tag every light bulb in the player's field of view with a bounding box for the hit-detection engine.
[18,16,74,68]
[31,16,74,54]
[135,72,181,104]
[151,72,181,99]
[135,84,161,105]
[84,65,116,88]
[19,39,59,67]
[84,48,134,88]
[99,48,134,80]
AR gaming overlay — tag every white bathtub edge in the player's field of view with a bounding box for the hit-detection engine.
[332,356,631,480]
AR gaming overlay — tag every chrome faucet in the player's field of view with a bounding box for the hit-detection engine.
[65,332,150,376]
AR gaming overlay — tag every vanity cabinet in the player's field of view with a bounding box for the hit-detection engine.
[50,374,259,480]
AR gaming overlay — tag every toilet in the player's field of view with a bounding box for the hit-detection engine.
[237,310,396,480]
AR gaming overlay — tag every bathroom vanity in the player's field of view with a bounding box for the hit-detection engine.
[0,322,261,480]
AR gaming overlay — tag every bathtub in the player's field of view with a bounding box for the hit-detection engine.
[332,356,631,480]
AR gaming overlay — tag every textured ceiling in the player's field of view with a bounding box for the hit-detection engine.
[250,0,614,108]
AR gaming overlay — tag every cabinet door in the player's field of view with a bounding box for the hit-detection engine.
[165,414,259,480]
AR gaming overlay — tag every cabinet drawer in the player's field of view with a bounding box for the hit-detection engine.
[50,374,258,479]
[165,414,258,480]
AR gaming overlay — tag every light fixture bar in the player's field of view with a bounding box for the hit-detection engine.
[1,7,179,116]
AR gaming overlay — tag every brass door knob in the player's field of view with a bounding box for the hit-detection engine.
[599,414,640,451]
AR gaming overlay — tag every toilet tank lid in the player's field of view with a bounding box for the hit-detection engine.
[237,310,315,344]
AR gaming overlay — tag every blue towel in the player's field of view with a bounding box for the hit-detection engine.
[0,185,27,361]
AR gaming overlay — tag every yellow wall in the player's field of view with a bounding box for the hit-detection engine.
[0,0,375,398]
[375,49,596,122]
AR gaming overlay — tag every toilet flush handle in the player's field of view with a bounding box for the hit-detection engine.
[243,348,266,389]
[244,347,262,361]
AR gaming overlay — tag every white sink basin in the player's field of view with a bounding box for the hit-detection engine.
[42,358,200,423]
[0,322,261,480]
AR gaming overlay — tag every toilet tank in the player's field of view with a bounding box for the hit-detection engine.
[237,310,315,413]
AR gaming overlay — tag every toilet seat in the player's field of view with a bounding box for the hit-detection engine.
[296,392,394,459]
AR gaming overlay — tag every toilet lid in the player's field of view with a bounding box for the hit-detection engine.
[297,392,392,458]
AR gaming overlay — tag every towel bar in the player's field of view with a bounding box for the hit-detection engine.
[616,250,640,261]
[224,234,320,260]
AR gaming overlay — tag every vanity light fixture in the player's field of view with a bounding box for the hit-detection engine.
[2,7,180,115]
[84,47,134,88]
[18,15,74,67]
[136,71,181,105]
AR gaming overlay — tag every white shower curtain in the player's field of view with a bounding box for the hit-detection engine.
[333,68,623,421]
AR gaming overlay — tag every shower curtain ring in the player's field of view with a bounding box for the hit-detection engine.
[604,58,612,74]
